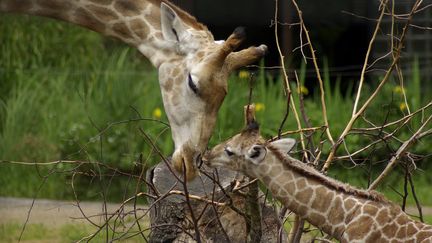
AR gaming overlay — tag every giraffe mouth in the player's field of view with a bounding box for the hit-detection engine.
[195,153,204,169]
[200,151,217,168]
[171,146,206,181]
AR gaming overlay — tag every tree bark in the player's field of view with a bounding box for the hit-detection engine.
[146,161,285,242]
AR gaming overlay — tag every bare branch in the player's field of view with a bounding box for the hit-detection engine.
[369,114,432,190]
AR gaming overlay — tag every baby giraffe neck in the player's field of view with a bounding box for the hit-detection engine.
[251,147,432,242]
[254,153,356,239]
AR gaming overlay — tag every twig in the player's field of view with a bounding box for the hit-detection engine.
[278,92,291,139]
[324,0,423,172]
[295,71,315,164]
[408,173,424,222]
[233,178,259,192]
[168,190,227,206]
[288,214,304,243]
[269,126,326,141]
[402,166,409,211]
[245,179,262,243]
[351,101,432,132]
[336,108,417,161]
[210,182,232,242]
[291,0,334,146]
[369,114,432,190]
[352,0,389,116]
[274,0,308,161]
[277,206,288,243]
[181,162,202,243]
[18,164,56,242]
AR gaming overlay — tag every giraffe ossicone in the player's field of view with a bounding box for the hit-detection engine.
[0,0,268,180]
[204,121,432,242]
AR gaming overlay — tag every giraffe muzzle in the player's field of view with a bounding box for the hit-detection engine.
[172,146,205,181]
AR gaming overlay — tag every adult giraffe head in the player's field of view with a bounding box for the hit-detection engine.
[0,0,267,180]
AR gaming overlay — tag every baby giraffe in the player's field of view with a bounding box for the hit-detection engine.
[204,121,432,243]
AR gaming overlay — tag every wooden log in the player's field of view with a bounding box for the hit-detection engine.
[146,160,286,242]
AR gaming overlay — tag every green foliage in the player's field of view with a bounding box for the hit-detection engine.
[1,15,431,206]
[0,15,168,201]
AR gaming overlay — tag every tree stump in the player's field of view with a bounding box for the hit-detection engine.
[146,160,286,242]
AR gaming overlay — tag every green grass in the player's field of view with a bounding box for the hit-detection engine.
[424,215,432,225]
[1,14,432,207]
[0,222,147,242]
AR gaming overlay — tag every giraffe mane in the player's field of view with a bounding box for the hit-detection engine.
[267,144,391,203]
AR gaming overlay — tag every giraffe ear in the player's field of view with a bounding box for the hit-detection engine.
[161,3,187,43]
[270,138,296,155]
[246,145,267,164]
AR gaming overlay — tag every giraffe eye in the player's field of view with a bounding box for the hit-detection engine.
[224,147,234,156]
[188,74,199,94]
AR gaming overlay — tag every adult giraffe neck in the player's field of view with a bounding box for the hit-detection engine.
[0,0,200,67]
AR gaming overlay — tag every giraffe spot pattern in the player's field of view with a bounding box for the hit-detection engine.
[345,215,374,240]
[311,186,332,212]
[363,203,379,216]
[74,7,106,33]
[396,214,410,225]
[3,0,34,12]
[283,181,296,196]
[114,0,143,16]
[88,0,112,5]
[295,188,313,205]
[296,178,307,190]
[36,0,72,12]
[129,18,150,40]
[112,22,133,40]
[327,196,344,225]
[382,223,397,238]
[417,230,432,242]
[86,4,119,23]
[396,225,408,238]
[376,207,392,225]
[309,212,326,227]
[343,197,357,212]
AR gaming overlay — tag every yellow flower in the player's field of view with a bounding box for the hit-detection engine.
[399,102,407,111]
[255,103,265,112]
[238,70,250,79]
[297,85,309,95]
[393,85,405,94]
[152,107,162,119]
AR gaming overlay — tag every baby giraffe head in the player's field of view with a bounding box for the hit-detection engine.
[203,121,296,177]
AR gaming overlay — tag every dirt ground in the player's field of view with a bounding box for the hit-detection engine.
[1,197,431,227]
[0,197,148,228]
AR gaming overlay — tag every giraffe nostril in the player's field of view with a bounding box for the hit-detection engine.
[250,150,260,159]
